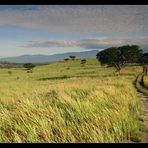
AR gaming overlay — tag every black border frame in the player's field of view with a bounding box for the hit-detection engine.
[0,0,148,5]
[0,0,148,146]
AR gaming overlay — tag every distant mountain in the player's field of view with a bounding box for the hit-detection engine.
[0,50,99,63]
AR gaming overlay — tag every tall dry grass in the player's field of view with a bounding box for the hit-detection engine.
[0,59,143,142]
[0,76,141,142]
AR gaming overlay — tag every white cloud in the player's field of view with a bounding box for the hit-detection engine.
[22,36,148,50]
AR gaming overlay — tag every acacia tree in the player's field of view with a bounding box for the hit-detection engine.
[96,45,143,75]
[64,58,69,62]
[23,63,35,73]
[69,56,76,60]
[118,45,143,63]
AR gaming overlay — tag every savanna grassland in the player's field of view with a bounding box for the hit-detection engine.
[0,58,143,142]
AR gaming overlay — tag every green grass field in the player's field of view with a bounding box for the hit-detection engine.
[0,58,143,142]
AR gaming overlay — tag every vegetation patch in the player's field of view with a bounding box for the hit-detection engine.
[0,58,143,142]
[38,75,70,81]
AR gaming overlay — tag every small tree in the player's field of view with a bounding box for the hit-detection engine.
[69,56,76,60]
[23,63,35,73]
[81,59,86,66]
[64,58,69,62]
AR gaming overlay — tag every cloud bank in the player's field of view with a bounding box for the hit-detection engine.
[22,36,148,50]
[1,5,148,56]
[0,5,148,34]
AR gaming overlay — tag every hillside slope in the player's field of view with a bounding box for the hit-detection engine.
[0,50,99,63]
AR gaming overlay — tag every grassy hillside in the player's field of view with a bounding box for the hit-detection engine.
[0,58,143,142]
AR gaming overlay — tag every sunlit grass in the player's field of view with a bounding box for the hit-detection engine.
[0,58,142,142]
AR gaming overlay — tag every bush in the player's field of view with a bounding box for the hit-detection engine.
[8,71,12,75]
[64,58,69,62]
[81,59,86,66]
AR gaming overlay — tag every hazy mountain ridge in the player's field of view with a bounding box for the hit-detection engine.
[0,50,99,63]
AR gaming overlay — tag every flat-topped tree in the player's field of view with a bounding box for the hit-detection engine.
[69,56,76,60]
[96,47,125,75]
[64,58,69,62]
[118,45,143,63]
[96,45,143,75]
[23,63,35,73]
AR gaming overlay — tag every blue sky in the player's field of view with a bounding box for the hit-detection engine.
[0,5,148,57]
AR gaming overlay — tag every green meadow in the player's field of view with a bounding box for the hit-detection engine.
[0,58,143,142]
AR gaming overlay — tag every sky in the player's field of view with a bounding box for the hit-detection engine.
[0,5,148,57]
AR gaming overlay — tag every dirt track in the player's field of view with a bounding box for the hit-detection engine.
[137,92,148,142]
[135,72,148,143]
